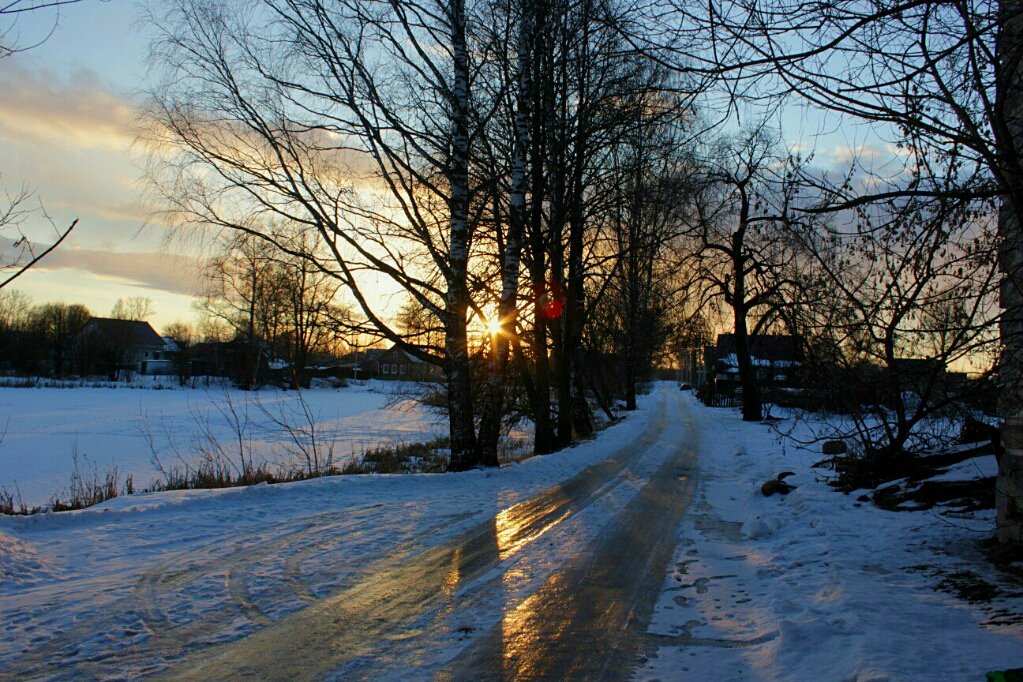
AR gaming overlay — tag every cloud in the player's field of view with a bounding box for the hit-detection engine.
[0,61,138,151]
[1,238,203,297]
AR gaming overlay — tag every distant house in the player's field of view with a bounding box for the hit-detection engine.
[705,334,802,393]
[79,318,172,377]
[357,344,441,381]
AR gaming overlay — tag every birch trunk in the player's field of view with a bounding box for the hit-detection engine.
[477,0,534,465]
[445,0,479,471]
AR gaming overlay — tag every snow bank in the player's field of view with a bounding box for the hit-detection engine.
[638,395,1023,681]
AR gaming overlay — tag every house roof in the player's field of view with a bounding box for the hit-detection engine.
[86,318,165,349]
[387,344,425,364]
[714,334,802,367]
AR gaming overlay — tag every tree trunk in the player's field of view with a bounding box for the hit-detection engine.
[477,0,533,466]
[445,0,479,471]
[998,0,1023,545]
[566,0,594,439]
[731,231,762,421]
[550,160,573,447]
[732,302,762,422]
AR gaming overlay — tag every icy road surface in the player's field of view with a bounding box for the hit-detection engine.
[1,384,693,680]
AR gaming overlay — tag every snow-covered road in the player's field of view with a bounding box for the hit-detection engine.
[3,383,1021,681]
[1,384,691,680]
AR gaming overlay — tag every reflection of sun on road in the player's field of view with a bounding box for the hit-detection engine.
[495,500,572,561]
[447,392,698,681]
[499,577,566,680]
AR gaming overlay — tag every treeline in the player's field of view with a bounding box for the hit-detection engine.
[0,293,91,376]
[142,0,1005,471]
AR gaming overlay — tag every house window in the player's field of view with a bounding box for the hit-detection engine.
[399,364,407,376]
[144,352,150,358]
[382,364,389,375]
[391,363,398,375]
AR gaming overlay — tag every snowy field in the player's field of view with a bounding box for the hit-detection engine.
[0,383,1020,680]
[0,380,447,507]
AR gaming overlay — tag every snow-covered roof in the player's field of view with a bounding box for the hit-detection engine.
[716,353,801,370]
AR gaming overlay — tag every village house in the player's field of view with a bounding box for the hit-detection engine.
[703,333,803,395]
[358,345,441,381]
[78,318,173,377]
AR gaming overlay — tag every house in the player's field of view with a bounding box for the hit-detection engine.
[705,333,802,394]
[361,344,441,381]
[78,318,172,377]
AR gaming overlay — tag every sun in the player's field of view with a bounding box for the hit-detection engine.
[485,316,503,335]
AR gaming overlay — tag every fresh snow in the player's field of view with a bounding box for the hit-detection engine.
[0,380,446,507]
[1,383,1020,680]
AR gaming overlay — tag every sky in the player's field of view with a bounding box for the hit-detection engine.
[0,0,903,337]
[1,0,199,332]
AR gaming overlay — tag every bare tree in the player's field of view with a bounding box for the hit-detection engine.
[684,130,804,421]
[273,234,348,388]
[145,0,492,467]
[110,296,156,321]
[787,153,1000,468]
[162,320,195,346]
[197,234,280,389]
[596,87,690,410]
